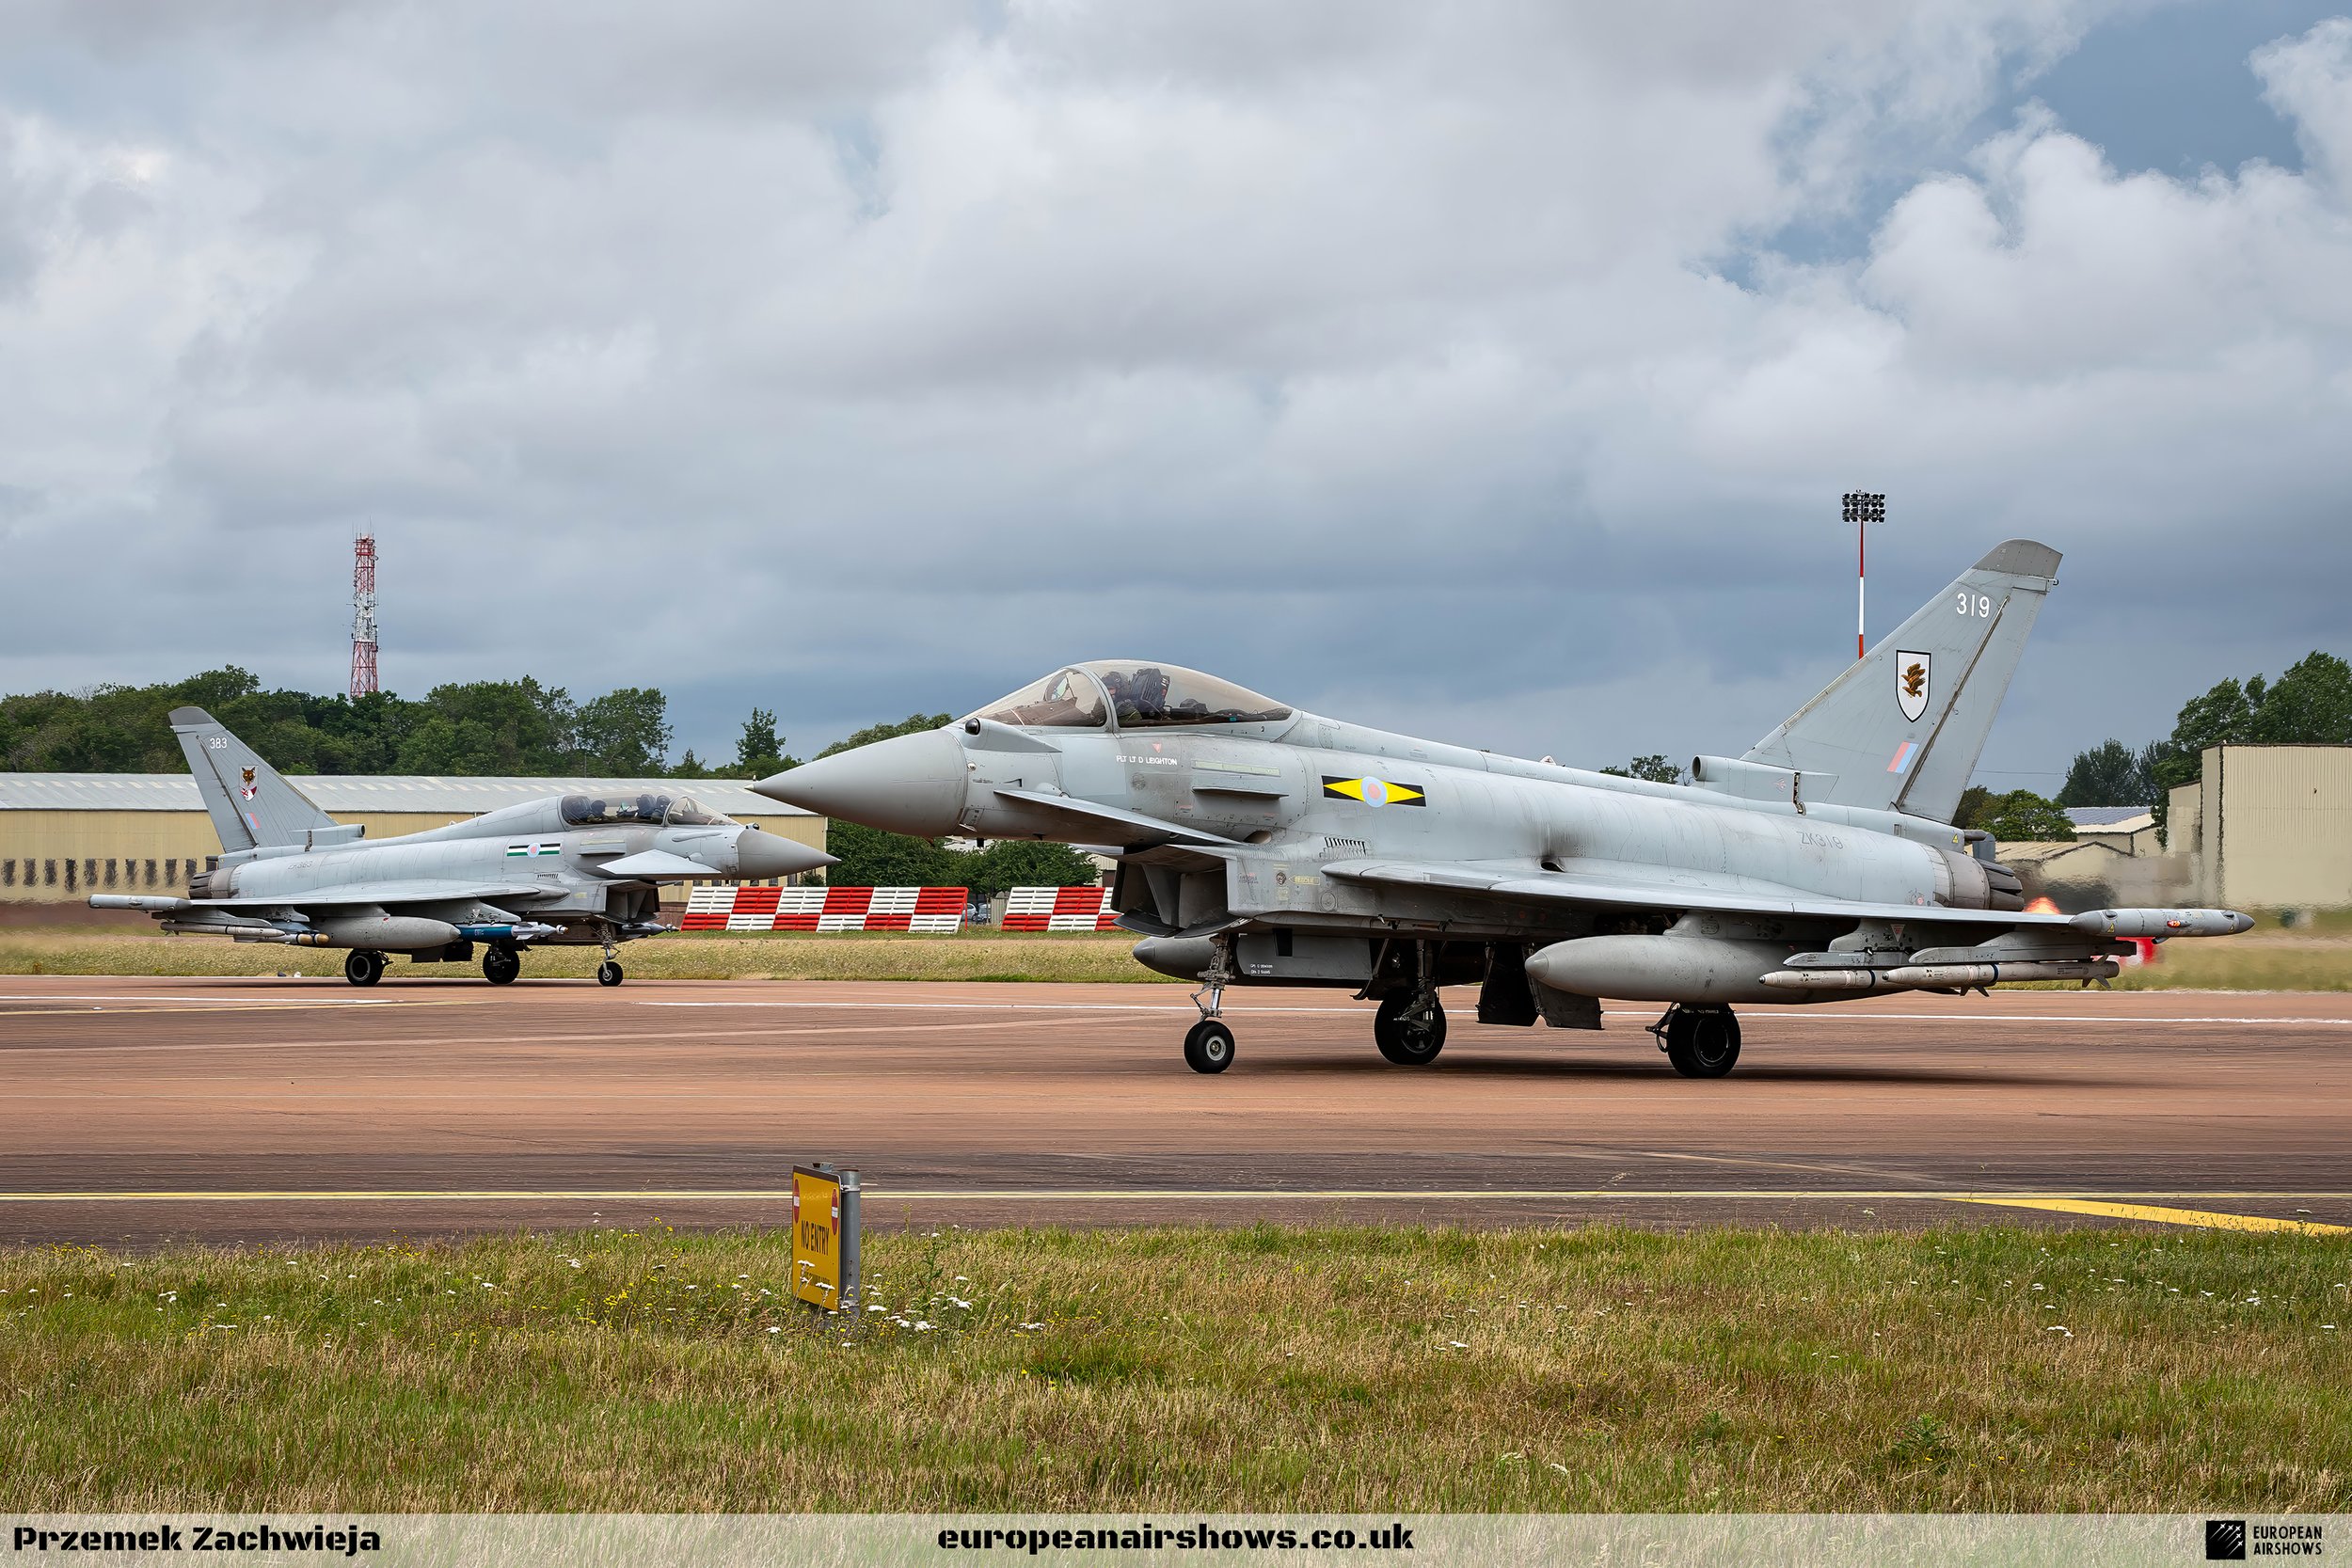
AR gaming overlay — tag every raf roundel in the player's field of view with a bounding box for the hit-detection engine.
[1322,775,1427,808]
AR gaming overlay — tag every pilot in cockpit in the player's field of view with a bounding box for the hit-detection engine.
[1104,665,1171,725]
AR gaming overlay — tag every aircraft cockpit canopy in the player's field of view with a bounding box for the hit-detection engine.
[967,662,1292,731]
[559,793,734,828]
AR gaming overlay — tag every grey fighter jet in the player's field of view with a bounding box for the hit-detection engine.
[90,708,834,987]
[756,540,2249,1074]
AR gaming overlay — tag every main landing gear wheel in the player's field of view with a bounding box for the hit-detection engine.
[343,950,385,987]
[1374,993,1447,1065]
[596,959,625,988]
[1183,1019,1235,1074]
[1660,1006,1740,1078]
[483,946,521,986]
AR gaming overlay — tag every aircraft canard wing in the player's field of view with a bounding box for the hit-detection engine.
[187,879,550,911]
[991,787,1245,849]
[1319,858,2081,929]
[593,850,732,879]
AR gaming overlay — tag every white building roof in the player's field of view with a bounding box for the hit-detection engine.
[2064,806,2154,831]
[0,773,810,816]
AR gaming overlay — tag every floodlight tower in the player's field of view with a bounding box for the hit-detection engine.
[348,531,379,699]
[1841,491,1884,660]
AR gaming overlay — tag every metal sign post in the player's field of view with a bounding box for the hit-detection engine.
[790,1164,860,1316]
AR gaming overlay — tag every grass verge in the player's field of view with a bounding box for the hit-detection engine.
[2,927,2346,989]
[3,1225,2345,1511]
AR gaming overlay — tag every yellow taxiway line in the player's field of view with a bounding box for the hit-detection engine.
[1946,1196,2350,1234]
[0,1186,2344,1234]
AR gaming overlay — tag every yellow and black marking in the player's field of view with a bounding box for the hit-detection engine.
[1322,775,1426,807]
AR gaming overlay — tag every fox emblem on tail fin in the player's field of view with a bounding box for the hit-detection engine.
[1895,651,1931,723]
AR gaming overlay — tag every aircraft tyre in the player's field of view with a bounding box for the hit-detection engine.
[483,946,521,986]
[596,960,624,987]
[1183,1019,1235,1074]
[1374,994,1447,1065]
[1664,1007,1740,1078]
[343,950,385,987]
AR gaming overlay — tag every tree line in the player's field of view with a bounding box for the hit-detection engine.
[0,667,694,778]
[2045,649,2351,842]
[0,666,840,781]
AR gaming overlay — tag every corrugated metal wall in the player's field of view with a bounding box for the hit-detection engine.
[2209,745,2352,910]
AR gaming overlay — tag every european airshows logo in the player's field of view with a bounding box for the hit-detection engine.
[1322,776,1426,808]
[2206,1519,2328,1558]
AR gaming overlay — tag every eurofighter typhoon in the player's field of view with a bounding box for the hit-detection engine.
[756,541,2249,1074]
[89,708,834,987]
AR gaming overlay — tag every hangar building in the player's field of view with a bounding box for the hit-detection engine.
[0,775,823,907]
[2167,745,2352,911]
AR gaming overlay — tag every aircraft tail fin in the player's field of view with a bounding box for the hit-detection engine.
[169,707,339,852]
[1742,539,2060,825]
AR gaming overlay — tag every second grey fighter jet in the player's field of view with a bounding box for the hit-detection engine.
[91,708,834,987]
[756,540,2250,1073]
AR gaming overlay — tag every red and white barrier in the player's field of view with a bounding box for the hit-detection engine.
[681,885,968,934]
[1001,885,1120,931]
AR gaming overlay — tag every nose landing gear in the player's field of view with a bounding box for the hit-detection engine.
[1374,993,1447,1064]
[1651,1004,1741,1077]
[1372,942,1447,1064]
[596,940,624,988]
[1182,936,1237,1074]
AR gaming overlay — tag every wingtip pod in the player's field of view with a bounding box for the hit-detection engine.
[89,894,192,912]
[2069,908,2253,939]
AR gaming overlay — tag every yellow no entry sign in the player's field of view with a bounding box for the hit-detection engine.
[791,1164,861,1312]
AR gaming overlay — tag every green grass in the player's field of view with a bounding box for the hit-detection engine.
[1,925,2344,989]
[0,928,1169,983]
[3,1225,2345,1511]
[2109,938,2352,991]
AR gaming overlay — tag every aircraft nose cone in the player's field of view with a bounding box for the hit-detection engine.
[754,729,968,838]
[734,828,837,880]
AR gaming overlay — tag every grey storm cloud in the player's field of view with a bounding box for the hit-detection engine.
[2,0,2350,784]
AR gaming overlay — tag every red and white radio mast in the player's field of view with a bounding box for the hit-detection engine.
[348,531,379,699]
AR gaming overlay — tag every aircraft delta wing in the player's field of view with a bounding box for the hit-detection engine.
[91,707,834,988]
[756,539,2250,1076]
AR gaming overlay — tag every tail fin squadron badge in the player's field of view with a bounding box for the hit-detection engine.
[1322,776,1426,807]
[1896,651,1931,723]
[239,766,259,801]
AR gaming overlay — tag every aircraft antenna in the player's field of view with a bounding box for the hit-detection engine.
[1840,491,1884,659]
[349,531,379,699]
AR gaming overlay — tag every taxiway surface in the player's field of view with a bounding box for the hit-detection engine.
[1,975,2347,1243]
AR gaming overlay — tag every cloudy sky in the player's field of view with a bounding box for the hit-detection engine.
[4,0,2349,784]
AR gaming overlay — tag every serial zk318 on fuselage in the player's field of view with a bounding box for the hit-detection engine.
[755,540,2249,1074]
[90,708,834,988]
